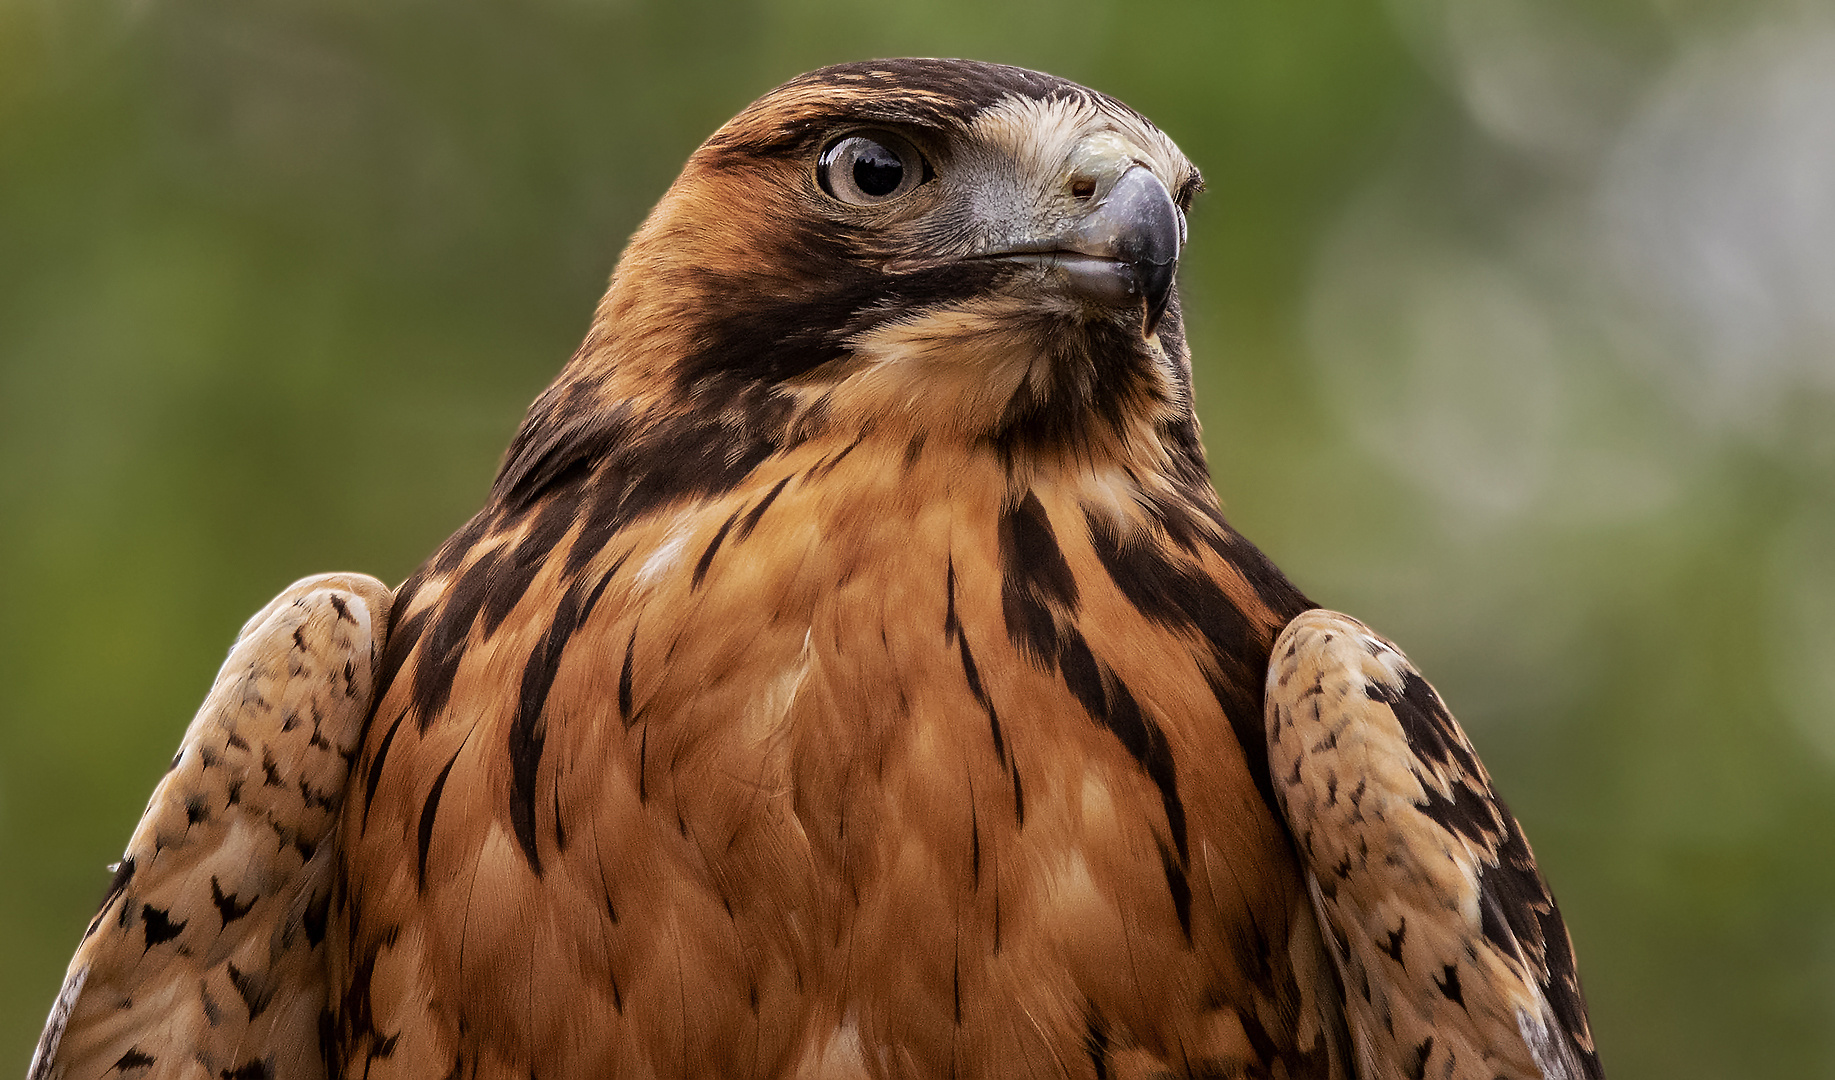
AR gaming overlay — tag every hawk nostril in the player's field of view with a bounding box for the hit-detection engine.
[1070,178,1097,200]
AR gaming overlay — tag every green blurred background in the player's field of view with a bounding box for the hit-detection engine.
[5,0,1834,1074]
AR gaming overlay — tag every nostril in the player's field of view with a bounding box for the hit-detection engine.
[1069,178,1097,200]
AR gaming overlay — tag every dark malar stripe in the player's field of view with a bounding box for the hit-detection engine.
[673,233,1009,393]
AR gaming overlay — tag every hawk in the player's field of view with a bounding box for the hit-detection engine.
[31,60,1603,1080]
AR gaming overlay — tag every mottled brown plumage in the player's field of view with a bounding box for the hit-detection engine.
[34,60,1601,1080]
[1267,612,1600,1079]
[31,574,390,1080]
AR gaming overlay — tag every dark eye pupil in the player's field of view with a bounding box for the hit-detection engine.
[852,143,904,197]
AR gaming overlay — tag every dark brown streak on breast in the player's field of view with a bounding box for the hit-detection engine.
[736,475,792,541]
[1057,631,1189,869]
[618,625,638,727]
[693,508,743,590]
[576,553,622,623]
[1085,510,1291,817]
[997,492,1079,668]
[417,749,462,893]
[1156,841,1194,942]
[507,574,597,874]
[409,546,503,731]
[360,710,406,833]
[945,556,1006,767]
[998,493,1190,915]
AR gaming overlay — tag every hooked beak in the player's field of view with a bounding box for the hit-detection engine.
[979,165,1182,338]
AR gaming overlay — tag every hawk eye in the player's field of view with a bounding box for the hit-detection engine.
[817,131,927,206]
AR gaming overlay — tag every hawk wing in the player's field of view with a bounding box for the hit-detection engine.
[1264,610,1603,1080]
[30,574,391,1080]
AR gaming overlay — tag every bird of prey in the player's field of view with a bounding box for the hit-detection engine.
[31,60,1603,1080]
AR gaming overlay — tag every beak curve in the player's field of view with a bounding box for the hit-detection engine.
[980,165,1182,338]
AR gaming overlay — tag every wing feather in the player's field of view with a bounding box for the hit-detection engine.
[30,574,392,1080]
[1264,609,1602,1080]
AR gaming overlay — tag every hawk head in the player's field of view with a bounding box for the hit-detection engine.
[495,59,1207,514]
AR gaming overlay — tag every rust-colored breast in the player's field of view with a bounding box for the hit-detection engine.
[336,436,1345,1080]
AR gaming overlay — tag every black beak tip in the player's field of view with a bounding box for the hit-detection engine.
[1138,261,1175,338]
[1102,167,1180,339]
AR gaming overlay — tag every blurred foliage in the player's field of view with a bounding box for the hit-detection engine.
[4,0,1834,1076]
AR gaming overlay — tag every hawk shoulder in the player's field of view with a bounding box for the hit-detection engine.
[1264,609,1602,1080]
[31,574,391,1080]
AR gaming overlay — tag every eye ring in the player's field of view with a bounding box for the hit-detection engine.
[817,130,929,206]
